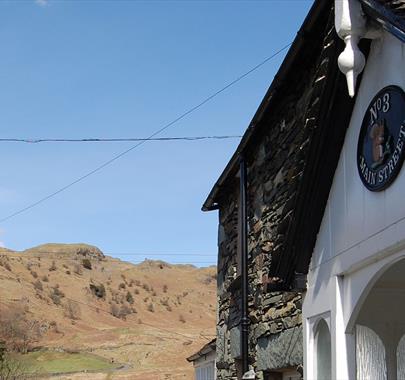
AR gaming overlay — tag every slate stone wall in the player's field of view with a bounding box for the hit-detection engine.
[214,9,338,380]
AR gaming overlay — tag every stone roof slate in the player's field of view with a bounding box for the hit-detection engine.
[203,0,402,287]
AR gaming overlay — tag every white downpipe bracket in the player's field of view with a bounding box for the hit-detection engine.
[335,0,367,97]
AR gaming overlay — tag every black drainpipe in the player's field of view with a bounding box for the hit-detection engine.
[239,155,249,375]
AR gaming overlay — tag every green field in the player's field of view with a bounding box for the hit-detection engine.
[11,351,119,375]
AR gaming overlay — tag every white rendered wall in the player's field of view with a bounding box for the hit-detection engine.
[304,30,405,380]
[194,351,216,380]
[310,30,405,275]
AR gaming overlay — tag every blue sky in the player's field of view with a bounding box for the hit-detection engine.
[0,0,313,266]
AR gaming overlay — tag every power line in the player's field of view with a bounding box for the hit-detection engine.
[0,135,241,144]
[0,42,291,224]
[0,250,217,257]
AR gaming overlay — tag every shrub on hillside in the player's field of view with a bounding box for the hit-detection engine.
[147,303,154,313]
[50,294,61,305]
[0,258,12,272]
[89,283,106,299]
[126,291,134,304]
[48,261,57,271]
[111,303,132,319]
[82,258,92,270]
[30,270,38,279]
[118,305,132,320]
[49,286,65,306]
[64,300,81,320]
[110,304,118,317]
[179,314,186,323]
[202,273,217,285]
[33,279,43,291]
[160,298,169,307]
[73,263,82,275]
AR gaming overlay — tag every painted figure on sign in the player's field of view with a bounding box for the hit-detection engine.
[369,119,392,169]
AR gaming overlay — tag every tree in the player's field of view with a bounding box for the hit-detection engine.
[0,304,41,354]
[0,349,30,380]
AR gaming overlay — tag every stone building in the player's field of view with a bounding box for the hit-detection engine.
[202,0,404,379]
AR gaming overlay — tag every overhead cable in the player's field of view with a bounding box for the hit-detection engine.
[0,42,292,224]
[0,135,241,144]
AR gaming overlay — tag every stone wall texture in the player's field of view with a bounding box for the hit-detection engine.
[214,7,338,380]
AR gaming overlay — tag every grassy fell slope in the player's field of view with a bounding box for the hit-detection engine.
[0,244,217,379]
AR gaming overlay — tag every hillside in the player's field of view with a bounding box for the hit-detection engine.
[0,244,217,379]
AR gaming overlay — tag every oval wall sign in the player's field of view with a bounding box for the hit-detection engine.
[357,85,405,191]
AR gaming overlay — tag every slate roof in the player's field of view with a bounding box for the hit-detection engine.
[202,0,333,212]
[186,339,216,362]
[202,0,404,288]
[203,0,404,213]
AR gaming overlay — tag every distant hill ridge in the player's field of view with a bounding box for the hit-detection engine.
[2,243,105,259]
[0,243,216,379]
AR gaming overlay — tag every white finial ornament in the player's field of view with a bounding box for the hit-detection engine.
[335,0,367,97]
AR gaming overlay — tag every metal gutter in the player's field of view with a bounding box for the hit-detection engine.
[239,156,249,375]
[202,0,329,212]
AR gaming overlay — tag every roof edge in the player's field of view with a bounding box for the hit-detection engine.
[202,0,330,212]
[186,339,216,362]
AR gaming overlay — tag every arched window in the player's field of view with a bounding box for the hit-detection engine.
[356,325,386,380]
[397,334,405,379]
[314,318,332,380]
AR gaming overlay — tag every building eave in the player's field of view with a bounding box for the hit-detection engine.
[202,0,330,212]
[186,339,216,362]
